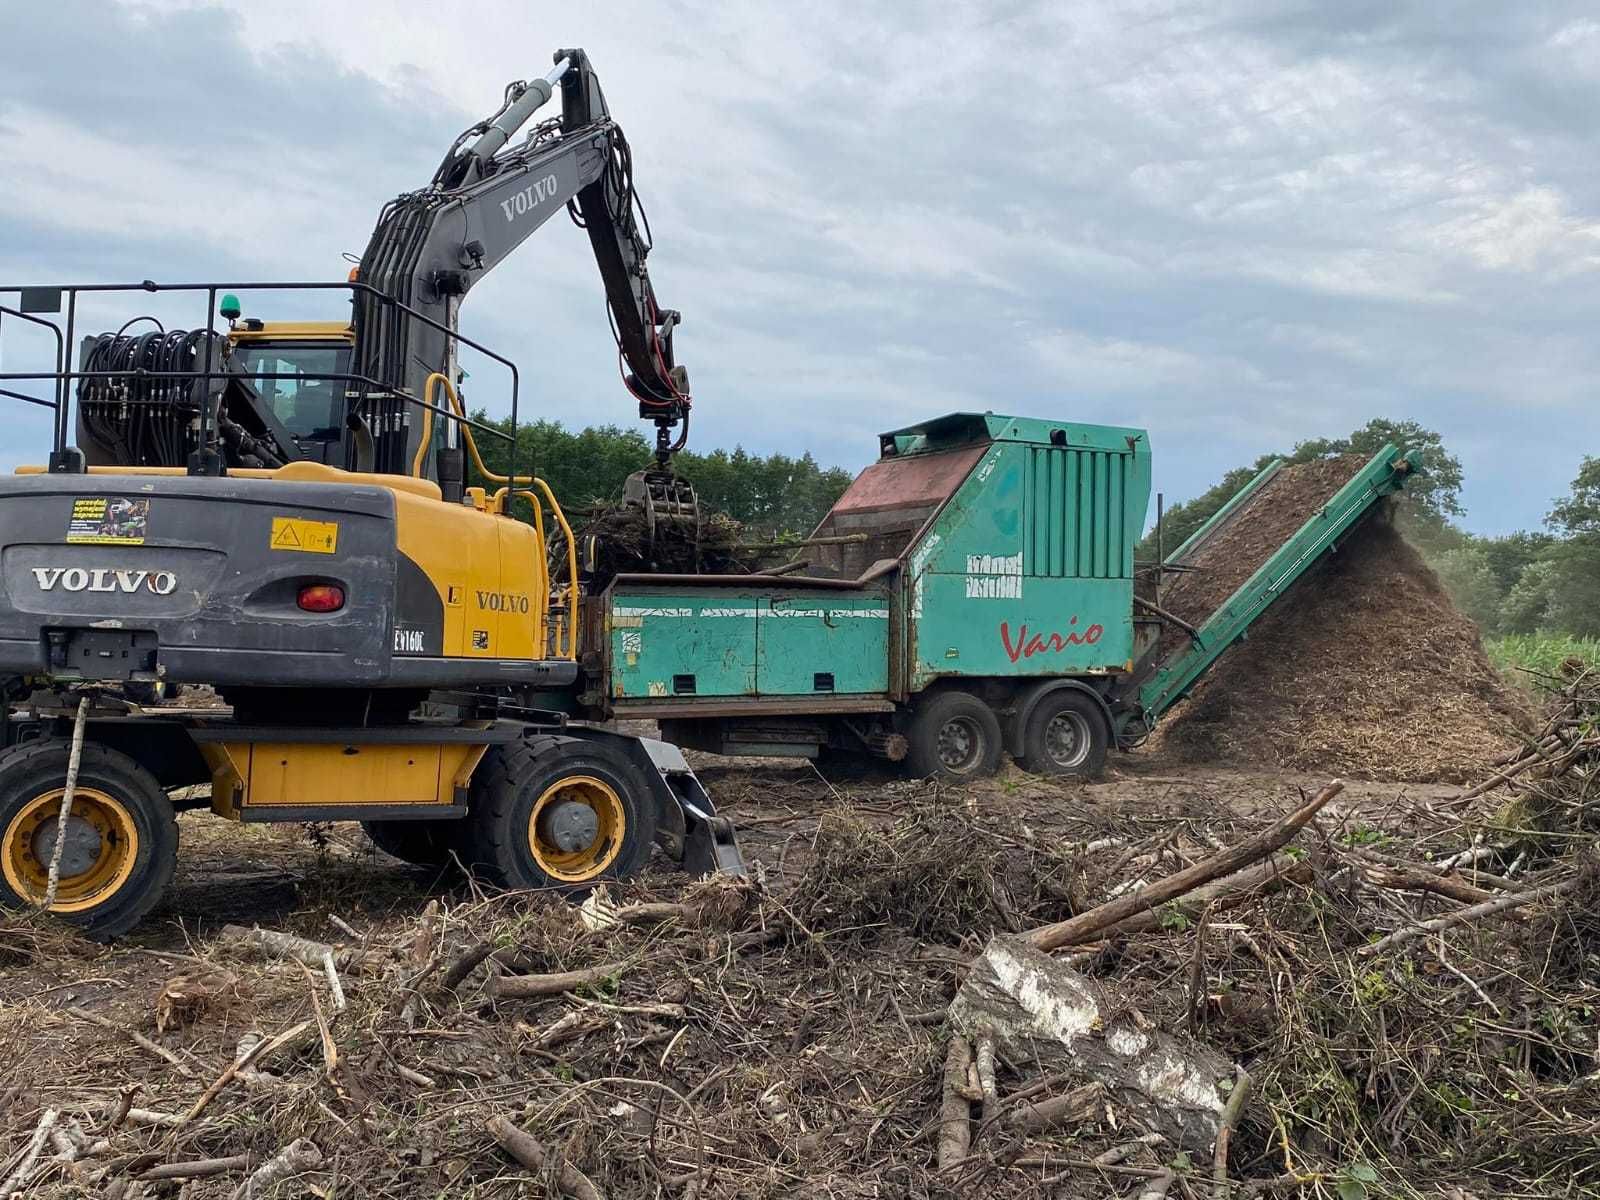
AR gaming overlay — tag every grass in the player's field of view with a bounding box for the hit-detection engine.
[1486,632,1600,685]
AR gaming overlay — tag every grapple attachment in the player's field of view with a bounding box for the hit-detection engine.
[621,467,700,571]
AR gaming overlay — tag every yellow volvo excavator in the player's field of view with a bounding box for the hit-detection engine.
[0,49,737,936]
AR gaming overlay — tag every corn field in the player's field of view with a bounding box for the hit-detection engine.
[1487,633,1600,684]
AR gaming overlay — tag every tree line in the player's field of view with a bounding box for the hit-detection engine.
[468,410,1594,640]
[465,414,856,538]
[1144,419,1600,640]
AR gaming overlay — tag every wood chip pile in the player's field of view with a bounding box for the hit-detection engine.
[1149,457,1527,782]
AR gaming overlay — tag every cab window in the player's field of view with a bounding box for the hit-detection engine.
[235,343,349,440]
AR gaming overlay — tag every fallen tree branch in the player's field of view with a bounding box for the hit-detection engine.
[486,1114,605,1200]
[1213,1069,1252,1199]
[484,960,630,1001]
[938,1035,973,1171]
[175,1019,313,1130]
[40,696,91,913]
[1359,878,1580,957]
[0,1107,57,1199]
[439,939,498,990]
[1028,782,1342,951]
[1006,1083,1104,1136]
[1356,862,1498,907]
[234,1138,321,1198]
[219,925,355,971]
[141,1154,252,1181]
[1094,1133,1165,1165]
[1099,854,1312,940]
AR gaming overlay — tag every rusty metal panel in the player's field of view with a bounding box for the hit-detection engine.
[828,444,985,516]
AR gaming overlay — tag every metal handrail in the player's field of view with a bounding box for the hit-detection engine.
[0,279,525,477]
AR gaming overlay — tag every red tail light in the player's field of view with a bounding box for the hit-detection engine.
[296,584,345,613]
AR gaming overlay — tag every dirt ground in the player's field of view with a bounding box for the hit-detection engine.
[1,745,1504,1199]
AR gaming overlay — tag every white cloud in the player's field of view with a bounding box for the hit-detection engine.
[3,0,1600,536]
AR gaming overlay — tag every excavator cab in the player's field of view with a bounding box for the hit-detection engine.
[226,320,356,466]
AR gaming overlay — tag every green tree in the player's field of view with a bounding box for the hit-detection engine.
[463,412,852,537]
[1141,417,1462,560]
[1548,456,1600,537]
[1431,545,1501,630]
[1498,559,1555,635]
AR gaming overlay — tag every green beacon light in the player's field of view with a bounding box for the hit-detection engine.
[219,293,242,321]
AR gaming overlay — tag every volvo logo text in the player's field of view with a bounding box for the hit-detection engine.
[32,567,178,595]
[498,174,560,223]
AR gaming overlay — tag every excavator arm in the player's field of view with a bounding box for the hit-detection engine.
[352,49,689,477]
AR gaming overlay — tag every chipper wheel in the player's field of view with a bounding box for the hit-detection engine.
[905,690,1003,782]
[0,740,177,939]
[1016,691,1109,780]
[458,738,657,894]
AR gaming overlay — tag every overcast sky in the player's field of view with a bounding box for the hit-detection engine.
[3,1,1597,533]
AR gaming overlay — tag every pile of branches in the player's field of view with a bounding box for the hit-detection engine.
[570,503,750,591]
[5,723,1599,1198]
[783,795,1082,943]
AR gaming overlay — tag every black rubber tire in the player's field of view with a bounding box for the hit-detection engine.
[1016,691,1109,780]
[361,819,464,871]
[458,739,657,894]
[0,739,178,939]
[904,691,1004,781]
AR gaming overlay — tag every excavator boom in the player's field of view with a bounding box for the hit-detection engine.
[352,49,690,477]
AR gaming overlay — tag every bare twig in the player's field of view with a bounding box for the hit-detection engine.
[0,1107,58,1199]
[1359,878,1580,957]
[1028,782,1342,951]
[40,695,91,912]
[485,1114,604,1200]
[66,1006,193,1077]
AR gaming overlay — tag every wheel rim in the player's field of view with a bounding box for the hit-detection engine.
[1043,711,1092,769]
[936,715,985,773]
[2,787,140,913]
[527,775,625,883]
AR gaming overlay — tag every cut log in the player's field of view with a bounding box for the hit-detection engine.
[951,937,1234,1152]
[937,1036,973,1171]
[1027,782,1342,952]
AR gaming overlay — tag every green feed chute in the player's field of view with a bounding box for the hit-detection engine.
[1130,444,1424,731]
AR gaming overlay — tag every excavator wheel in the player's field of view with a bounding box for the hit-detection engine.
[904,691,1003,782]
[458,739,657,894]
[0,740,177,939]
[361,819,463,873]
[1016,691,1109,780]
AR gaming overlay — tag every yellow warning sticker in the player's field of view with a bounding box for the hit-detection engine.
[269,517,338,554]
